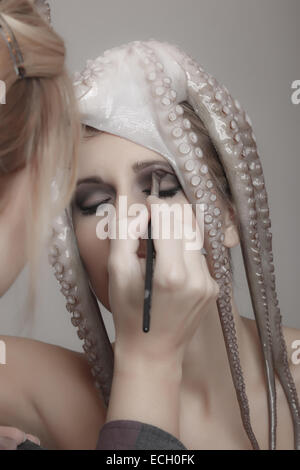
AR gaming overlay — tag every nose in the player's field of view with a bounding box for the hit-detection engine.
[114,190,151,258]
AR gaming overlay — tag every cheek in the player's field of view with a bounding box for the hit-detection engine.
[74,219,111,310]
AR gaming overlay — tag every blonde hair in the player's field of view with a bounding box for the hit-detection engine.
[0,0,80,323]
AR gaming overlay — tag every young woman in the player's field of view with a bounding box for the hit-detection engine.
[0,4,299,447]
[44,39,300,450]
[0,2,201,451]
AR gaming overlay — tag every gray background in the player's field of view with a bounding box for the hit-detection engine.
[1,0,299,352]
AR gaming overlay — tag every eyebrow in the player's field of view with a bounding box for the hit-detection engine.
[132,159,173,173]
[76,159,174,186]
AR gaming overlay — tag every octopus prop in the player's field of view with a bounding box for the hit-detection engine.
[48,40,300,450]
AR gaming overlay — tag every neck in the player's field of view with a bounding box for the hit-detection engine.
[181,284,266,412]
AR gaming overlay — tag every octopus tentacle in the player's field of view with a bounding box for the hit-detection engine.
[246,152,300,448]
[179,52,277,449]
[48,209,114,407]
[273,314,300,449]
[136,42,260,449]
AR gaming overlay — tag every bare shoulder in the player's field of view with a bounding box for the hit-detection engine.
[0,335,107,449]
[0,334,89,392]
[241,318,300,393]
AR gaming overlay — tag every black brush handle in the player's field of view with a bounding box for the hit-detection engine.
[143,220,155,332]
[142,172,162,333]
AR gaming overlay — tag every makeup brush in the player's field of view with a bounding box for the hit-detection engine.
[142,171,162,333]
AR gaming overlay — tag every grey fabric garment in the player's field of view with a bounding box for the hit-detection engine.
[16,421,187,450]
[96,420,187,450]
[17,439,46,450]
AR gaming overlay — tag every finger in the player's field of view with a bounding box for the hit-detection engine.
[0,437,18,450]
[26,434,41,446]
[108,208,149,273]
[181,203,210,271]
[0,426,26,444]
[146,195,213,288]
[181,204,220,296]
[145,195,185,281]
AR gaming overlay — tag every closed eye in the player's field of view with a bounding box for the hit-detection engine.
[142,186,181,198]
[77,198,111,216]
[78,186,181,216]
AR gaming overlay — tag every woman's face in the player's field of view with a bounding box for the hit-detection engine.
[0,168,30,297]
[72,131,189,311]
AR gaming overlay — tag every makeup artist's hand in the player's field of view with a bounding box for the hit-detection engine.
[108,194,220,365]
[106,195,219,437]
[0,426,40,450]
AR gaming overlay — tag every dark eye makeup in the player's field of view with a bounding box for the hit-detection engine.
[73,169,182,217]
